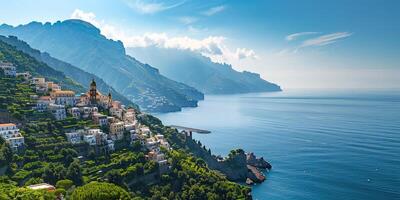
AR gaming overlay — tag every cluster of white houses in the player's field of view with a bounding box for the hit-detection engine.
[36,78,170,166]
[1,62,170,167]
[0,123,24,151]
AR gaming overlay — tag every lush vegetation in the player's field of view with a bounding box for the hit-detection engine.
[0,40,84,93]
[0,137,12,168]
[70,182,132,200]
[135,150,251,200]
[0,43,251,199]
[0,183,56,200]
[0,76,51,120]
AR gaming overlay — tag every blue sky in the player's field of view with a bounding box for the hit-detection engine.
[1,0,399,88]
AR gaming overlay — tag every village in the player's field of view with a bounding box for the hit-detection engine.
[0,62,170,174]
[1,61,270,198]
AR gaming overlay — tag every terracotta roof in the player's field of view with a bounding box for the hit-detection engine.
[54,90,75,94]
[39,96,51,100]
[0,123,16,127]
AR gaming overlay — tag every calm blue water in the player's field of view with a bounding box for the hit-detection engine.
[155,90,400,200]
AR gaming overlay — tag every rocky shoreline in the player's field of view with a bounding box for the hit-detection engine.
[245,152,272,184]
[184,135,271,185]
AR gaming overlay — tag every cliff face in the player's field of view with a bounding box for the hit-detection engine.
[185,137,271,183]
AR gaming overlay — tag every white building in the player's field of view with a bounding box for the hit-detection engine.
[79,107,98,119]
[7,136,25,150]
[107,139,115,151]
[49,104,66,120]
[0,123,24,150]
[35,96,52,112]
[0,62,16,77]
[0,123,19,139]
[83,134,96,146]
[68,107,81,119]
[65,131,82,144]
[86,129,107,145]
[50,90,76,106]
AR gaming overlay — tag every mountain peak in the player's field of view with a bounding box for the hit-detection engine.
[61,19,100,33]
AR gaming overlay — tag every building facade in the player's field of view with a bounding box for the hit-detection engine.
[0,123,24,150]
[49,104,66,120]
[0,62,16,77]
[65,131,82,144]
[109,122,125,140]
[50,90,76,106]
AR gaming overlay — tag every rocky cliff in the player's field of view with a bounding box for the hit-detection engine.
[185,136,271,183]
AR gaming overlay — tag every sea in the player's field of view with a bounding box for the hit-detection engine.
[155,89,400,200]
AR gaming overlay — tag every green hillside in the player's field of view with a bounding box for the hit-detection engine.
[0,35,136,108]
[0,39,84,93]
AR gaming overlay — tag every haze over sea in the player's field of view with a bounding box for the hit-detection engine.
[155,89,400,200]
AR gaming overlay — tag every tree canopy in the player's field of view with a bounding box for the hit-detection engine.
[70,182,132,200]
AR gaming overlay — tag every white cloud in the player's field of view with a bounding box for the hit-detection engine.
[202,5,226,16]
[123,33,258,62]
[177,16,198,25]
[124,0,185,14]
[235,48,258,60]
[70,9,257,64]
[286,32,319,41]
[301,32,352,47]
[70,9,99,27]
[122,33,258,62]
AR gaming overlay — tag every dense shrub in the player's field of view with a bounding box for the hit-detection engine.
[70,182,131,200]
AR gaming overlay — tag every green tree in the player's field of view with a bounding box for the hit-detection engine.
[66,160,83,185]
[56,179,74,190]
[106,169,123,185]
[70,182,131,200]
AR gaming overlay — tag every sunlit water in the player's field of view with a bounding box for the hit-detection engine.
[155,90,400,200]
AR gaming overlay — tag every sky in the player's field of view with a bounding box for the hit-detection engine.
[0,0,399,89]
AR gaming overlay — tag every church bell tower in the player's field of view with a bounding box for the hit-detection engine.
[89,79,97,105]
[108,91,112,108]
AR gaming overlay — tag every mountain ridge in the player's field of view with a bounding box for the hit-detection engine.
[0,19,204,112]
[127,46,281,94]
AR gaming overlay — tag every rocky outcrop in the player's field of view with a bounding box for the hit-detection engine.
[185,137,271,184]
[247,165,265,183]
[247,152,272,170]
